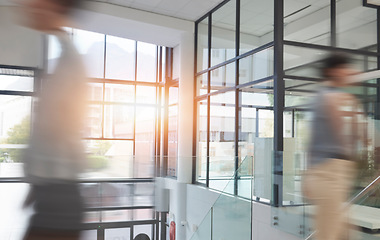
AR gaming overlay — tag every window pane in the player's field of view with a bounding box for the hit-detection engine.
[82,140,134,178]
[197,73,208,96]
[169,86,178,105]
[240,0,274,54]
[136,86,156,104]
[210,62,235,91]
[196,99,207,184]
[284,0,330,46]
[84,104,102,138]
[134,225,152,240]
[197,17,209,72]
[106,35,136,80]
[133,209,154,220]
[105,228,131,240]
[0,75,34,92]
[209,92,236,190]
[211,0,236,67]
[88,83,103,102]
[337,1,377,49]
[135,107,156,178]
[0,96,32,178]
[105,83,134,103]
[137,42,157,82]
[102,210,133,222]
[104,105,134,139]
[73,29,105,78]
[239,47,274,85]
[168,106,178,177]
[239,106,256,159]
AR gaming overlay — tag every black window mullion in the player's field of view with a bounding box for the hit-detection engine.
[206,13,212,187]
[234,0,241,196]
[331,0,337,47]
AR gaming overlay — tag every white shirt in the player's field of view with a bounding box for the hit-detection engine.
[23,31,87,184]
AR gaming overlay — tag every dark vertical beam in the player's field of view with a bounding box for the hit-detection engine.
[331,0,337,47]
[256,109,259,138]
[273,0,284,207]
[156,47,163,177]
[234,0,241,196]
[376,9,380,121]
[161,212,167,240]
[192,23,199,184]
[133,41,138,159]
[292,109,295,138]
[101,35,107,140]
[162,48,172,177]
[97,227,104,240]
[206,13,212,187]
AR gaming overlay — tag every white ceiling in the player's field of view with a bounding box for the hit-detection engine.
[90,0,225,21]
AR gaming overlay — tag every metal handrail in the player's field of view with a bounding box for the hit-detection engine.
[305,175,380,240]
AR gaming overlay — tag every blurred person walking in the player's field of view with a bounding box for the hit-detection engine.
[15,0,87,239]
[303,53,365,240]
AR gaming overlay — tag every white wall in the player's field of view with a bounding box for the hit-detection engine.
[0,6,43,68]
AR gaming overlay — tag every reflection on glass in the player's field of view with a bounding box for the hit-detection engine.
[104,105,134,139]
[82,140,134,178]
[168,106,178,177]
[210,63,235,91]
[284,45,327,78]
[137,42,157,82]
[239,48,273,85]
[197,17,209,72]
[209,92,236,185]
[337,1,377,49]
[106,35,136,80]
[284,0,330,46]
[197,99,207,183]
[73,29,105,78]
[238,107,256,160]
[211,0,236,67]
[240,0,274,54]
[105,83,134,103]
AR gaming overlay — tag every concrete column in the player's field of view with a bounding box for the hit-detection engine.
[176,31,194,240]
[177,31,194,184]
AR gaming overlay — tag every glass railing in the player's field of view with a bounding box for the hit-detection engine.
[190,156,253,240]
[271,150,380,240]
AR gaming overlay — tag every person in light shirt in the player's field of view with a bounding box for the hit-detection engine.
[303,53,366,240]
[16,0,87,239]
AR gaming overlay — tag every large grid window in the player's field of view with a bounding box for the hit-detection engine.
[46,29,176,179]
[194,0,380,209]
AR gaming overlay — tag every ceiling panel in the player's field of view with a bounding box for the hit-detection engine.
[95,0,225,21]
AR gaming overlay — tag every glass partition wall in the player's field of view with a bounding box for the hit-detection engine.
[194,0,380,210]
